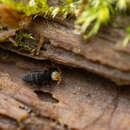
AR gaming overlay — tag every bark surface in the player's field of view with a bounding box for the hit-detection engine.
[0,49,129,130]
[0,16,130,84]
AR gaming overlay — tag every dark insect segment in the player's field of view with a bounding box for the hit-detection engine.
[22,71,52,85]
[22,70,61,85]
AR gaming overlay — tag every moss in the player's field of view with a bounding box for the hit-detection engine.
[9,32,36,52]
[123,26,130,46]
[75,0,113,38]
[16,32,36,52]
[0,53,9,60]
[0,0,78,17]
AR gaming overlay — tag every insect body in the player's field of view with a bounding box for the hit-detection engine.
[22,70,61,85]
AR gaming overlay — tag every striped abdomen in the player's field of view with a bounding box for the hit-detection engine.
[22,71,51,85]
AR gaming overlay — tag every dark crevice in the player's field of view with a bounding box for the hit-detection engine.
[48,117,70,130]
[40,40,50,51]
[31,115,70,130]
[19,104,32,113]
[108,87,120,130]
[34,90,59,103]
[0,115,18,126]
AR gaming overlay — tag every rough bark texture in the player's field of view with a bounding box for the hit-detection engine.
[0,16,130,85]
[0,49,129,130]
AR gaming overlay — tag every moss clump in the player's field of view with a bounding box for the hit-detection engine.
[0,0,79,17]
[14,32,36,52]
[75,0,113,38]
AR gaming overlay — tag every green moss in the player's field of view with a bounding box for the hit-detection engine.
[75,0,113,38]
[0,0,48,16]
[123,26,130,46]
[14,32,35,52]
[75,0,130,43]
[0,0,78,17]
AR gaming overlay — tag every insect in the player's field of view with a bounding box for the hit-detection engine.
[22,70,61,85]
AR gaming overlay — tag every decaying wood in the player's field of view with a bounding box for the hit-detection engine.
[0,72,58,119]
[26,19,130,71]
[0,1,130,129]
[1,39,130,85]
[0,93,28,121]
[0,50,129,130]
[0,13,130,84]
[0,29,16,41]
